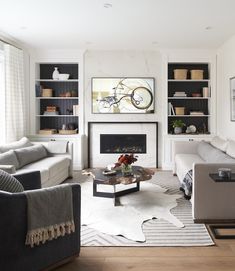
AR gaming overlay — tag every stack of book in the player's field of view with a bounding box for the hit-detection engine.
[43,106,59,115]
[190,111,205,116]
[173,91,187,97]
[73,105,79,116]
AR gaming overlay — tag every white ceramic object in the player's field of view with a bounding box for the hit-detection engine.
[58,73,70,80]
[189,125,196,133]
[52,67,59,80]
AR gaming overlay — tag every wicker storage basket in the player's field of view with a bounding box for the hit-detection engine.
[173,69,188,80]
[175,107,185,115]
[42,88,53,97]
[190,70,203,80]
[39,129,57,135]
[59,129,77,135]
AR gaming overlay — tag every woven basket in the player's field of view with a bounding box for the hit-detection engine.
[173,69,188,80]
[59,129,77,135]
[42,88,53,97]
[175,107,185,115]
[190,70,203,80]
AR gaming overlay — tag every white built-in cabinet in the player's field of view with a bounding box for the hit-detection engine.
[162,52,217,169]
[28,50,85,169]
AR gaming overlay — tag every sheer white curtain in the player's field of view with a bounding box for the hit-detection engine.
[4,44,26,143]
[0,48,5,144]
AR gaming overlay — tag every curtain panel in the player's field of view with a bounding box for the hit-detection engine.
[4,44,26,143]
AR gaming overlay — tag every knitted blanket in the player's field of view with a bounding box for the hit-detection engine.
[25,184,75,248]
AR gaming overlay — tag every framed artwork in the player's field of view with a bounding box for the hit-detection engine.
[92,77,155,113]
[230,77,235,121]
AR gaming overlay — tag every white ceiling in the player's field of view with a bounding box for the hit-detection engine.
[0,0,235,50]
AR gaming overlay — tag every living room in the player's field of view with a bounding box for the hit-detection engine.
[1,0,235,270]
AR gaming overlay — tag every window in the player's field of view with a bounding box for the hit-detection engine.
[0,49,5,144]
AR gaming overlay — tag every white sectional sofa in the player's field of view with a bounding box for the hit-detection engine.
[0,137,73,187]
[173,136,235,222]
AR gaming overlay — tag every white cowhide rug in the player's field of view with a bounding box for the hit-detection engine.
[81,181,184,242]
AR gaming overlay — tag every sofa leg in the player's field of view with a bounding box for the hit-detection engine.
[173,173,177,176]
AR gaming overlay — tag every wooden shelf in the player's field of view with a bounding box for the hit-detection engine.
[168,97,210,99]
[168,79,209,82]
[36,97,78,100]
[168,115,211,117]
[36,115,78,117]
[36,79,78,82]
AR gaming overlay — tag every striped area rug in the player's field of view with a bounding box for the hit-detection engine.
[70,171,214,246]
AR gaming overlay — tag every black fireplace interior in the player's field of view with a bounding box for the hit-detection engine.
[100,134,146,153]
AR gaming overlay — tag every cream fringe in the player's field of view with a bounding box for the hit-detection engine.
[25,220,75,248]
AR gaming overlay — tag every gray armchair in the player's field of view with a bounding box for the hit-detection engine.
[0,171,81,271]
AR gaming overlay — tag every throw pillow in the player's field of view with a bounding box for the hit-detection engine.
[0,150,20,169]
[226,140,235,159]
[197,141,235,163]
[0,169,24,193]
[14,144,48,168]
[210,136,228,152]
[0,137,33,153]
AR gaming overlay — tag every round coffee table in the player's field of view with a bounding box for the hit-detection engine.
[91,166,154,206]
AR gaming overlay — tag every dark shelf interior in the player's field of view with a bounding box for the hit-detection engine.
[168,63,209,80]
[168,63,210,134]
[40,64,78,79]
[38,63,79,132]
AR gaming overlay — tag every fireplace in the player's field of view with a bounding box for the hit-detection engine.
[88,122,158,168]
[100,134,147,154]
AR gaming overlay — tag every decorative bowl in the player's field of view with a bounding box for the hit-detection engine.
[58,73,70,80]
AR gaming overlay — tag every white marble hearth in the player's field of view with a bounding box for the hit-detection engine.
[88,122,158,168]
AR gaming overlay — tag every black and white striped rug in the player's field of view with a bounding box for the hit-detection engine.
[69,171,214,246]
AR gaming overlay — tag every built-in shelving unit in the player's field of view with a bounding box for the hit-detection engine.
[35,63,79,133]
[168,62,211,134]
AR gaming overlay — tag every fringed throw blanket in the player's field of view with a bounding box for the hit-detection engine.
[181,169,193,199]
[25,184,75,248]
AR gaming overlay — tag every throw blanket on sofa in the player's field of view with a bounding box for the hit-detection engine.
[181,169,193,199]
[25,184,75,248]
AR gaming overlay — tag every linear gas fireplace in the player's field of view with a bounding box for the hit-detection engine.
[88,122,158,168]
[100,134,146,154]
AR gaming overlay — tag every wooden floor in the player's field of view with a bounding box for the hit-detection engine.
[55,227,235,271]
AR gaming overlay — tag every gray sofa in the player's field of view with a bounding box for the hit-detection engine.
[0,137,73,187]
[173,136,235,222]
[0,170,81,271]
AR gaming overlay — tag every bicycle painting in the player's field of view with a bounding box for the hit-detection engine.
[92,77,155,113]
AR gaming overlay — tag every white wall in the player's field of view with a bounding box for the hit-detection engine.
[84,50,163,167]
[217,35,235,139]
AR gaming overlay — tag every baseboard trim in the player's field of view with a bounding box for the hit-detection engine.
[194,219,235,224]
[43,252,80,271]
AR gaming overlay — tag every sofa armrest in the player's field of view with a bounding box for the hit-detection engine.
[13,171,41,190]
[0,165,16,174]
[0,183,80,270]
[193,163,235,221]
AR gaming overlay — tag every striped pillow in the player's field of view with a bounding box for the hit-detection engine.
[0,169,24,193]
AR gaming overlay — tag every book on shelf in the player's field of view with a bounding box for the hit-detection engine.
[190,111,205,116]
[43,111,59,115]
[173,91,187,97]
[73,105,79,116]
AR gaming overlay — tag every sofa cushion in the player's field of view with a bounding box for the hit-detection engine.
[19,156,70,185]
[226,140,235,159]
[175,153,204,183]
[197,141,235,163]
[14,144,48,168]
[0,169,24,193]
[0,150,19,169]
[210,136,228,152]
[0,137,32,153]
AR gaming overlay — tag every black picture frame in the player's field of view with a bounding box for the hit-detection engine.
[230,76,235,121]
[91,77,155,114]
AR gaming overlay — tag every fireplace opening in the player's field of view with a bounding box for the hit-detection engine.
[100,134,146,154]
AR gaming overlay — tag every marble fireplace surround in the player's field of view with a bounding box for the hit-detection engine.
[88,122,158,168]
